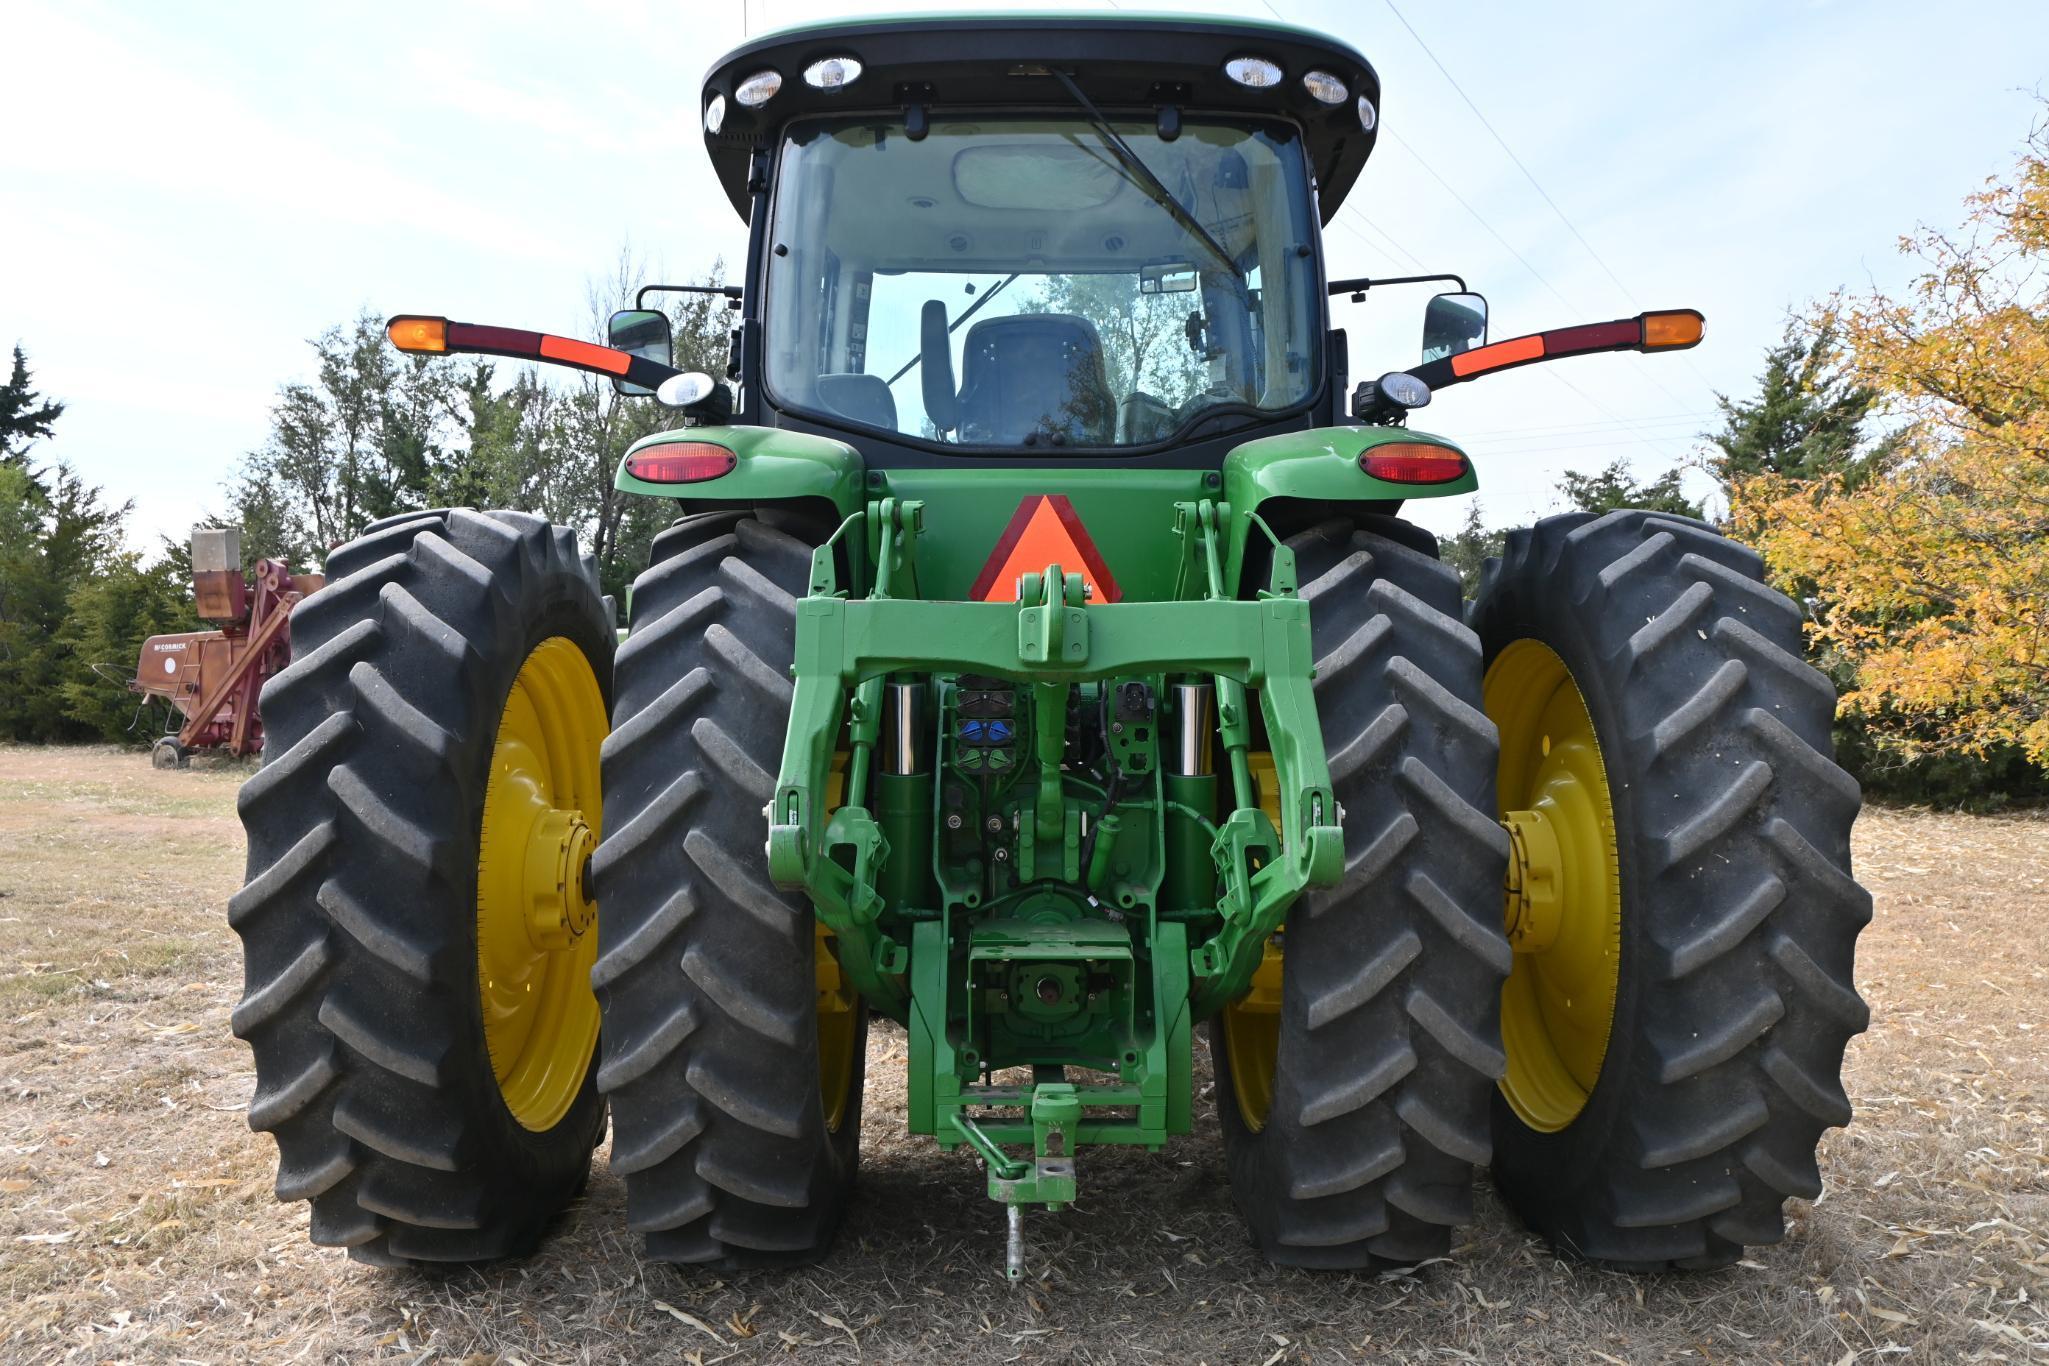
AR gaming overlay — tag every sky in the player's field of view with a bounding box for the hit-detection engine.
[4,0,2047,549]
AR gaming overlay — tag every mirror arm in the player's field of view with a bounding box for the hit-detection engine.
[1327,271,1467,301]
[386,315,685,392]
[635,283,745,311]
[1405,310,1704,391]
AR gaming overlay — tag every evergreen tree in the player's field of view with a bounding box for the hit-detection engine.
[0,345,65,471]
[1707,317,1894,487]
[56,552,199,740]
[1559,459,1705,519]
[0,463,127,740]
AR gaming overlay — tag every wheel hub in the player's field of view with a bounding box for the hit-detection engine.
[523,808,597,950]
[1502,808,1563,953]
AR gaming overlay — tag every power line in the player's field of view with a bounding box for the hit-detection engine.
[1380,0,1635,310]
[1343,215,1426,271]
[1458,412,1716,441]
[1461,430,1717,461]
[1381,129,1582,317]
[1192,0,1703,465]
[1378,0,1717,406]
[1249,0,1698,459]
[1328,219,1405,272]
[1367,133,1682,461]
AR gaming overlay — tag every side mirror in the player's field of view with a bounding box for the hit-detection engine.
[607,309,673,395]
[1421,292,1488,364]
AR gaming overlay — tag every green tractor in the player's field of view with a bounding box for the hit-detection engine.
[230,12,1869,1278]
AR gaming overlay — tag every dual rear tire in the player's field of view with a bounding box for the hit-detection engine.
[232,508,863,1270]
[1472,510,1870,1268]
[1215,510,1868,1270]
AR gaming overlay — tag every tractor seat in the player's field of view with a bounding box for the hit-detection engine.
[954,313,1117,446]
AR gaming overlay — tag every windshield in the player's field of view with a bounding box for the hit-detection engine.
[763,115,1321,450]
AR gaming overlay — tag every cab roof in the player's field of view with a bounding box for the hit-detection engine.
[701,11,1379,224]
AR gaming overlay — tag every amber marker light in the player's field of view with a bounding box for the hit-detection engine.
[1450,333,1543,378]
[1642,309,1706,349]
[387,316,449,354]
[1361,441,1468,484]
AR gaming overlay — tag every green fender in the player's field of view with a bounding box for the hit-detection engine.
[1220,425,1476,589]
[613,424,866,518]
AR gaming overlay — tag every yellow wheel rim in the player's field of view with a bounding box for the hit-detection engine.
[1484,639,1622,1133]
[816,924,859,1132]
[816,750,859,1132]
[477,636,607,1132]
[1220,752,1285,1131]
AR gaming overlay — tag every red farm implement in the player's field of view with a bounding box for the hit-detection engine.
[131,528,321,768]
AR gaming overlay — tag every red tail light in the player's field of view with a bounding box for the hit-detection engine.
[626,442,736,483]
[1361,442,1467,484]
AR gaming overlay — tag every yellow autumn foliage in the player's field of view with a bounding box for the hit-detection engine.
[1730,109,2049,764]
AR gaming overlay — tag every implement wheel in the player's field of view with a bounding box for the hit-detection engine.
[231,509,612,1266]
[1471,510,1870,1268]
[1212,517,1510,1268]
[592,511,866,1268]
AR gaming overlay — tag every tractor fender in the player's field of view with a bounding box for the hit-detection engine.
[1220,425,1477,590]
[613,424,866,519]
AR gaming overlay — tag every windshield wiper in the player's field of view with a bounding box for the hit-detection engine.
[1048,69,1243,282]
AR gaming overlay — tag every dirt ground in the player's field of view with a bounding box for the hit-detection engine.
[0,745,2043,1364]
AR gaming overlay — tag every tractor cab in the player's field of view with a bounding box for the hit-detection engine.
[680,14,1383,462]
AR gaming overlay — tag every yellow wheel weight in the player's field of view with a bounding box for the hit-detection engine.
[1485,639,1622,1133]
[815,750,860,1133]
[476,637,607,1132]
[1220,752,1285,1131]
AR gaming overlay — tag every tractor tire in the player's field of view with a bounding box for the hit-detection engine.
[1212,517,1511,1268]
[592,511,867,1268]
[230,508,613,1267]
[1470,510,1870,1269]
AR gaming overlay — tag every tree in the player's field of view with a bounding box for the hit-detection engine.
[233,311,452,563]
[1707,317,1895,487]
[0,463,128,740]
[598,260,746,600]
[55,552,197,740]
[1559,459,1705,520]
[0,345,64,471]
[1730,104,2049,765]
[1036,273,1206,411]
[0,464,44,707]
[1438,501,1505,598]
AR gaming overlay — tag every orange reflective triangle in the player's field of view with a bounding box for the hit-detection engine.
[968,494,1122,603]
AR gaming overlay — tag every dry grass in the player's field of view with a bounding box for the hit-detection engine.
[0,744,2043,1363]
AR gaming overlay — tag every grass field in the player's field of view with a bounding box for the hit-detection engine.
[0,745,2043,1363]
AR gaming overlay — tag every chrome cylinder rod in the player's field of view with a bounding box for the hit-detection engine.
[881,680,929,776]
[1170,683,1215,778]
